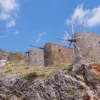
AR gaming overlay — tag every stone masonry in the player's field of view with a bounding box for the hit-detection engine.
[28,48,44,66]
[44,43,73,66]
[73,32,100,72]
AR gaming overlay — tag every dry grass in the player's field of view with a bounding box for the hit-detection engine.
[4,64,71,80]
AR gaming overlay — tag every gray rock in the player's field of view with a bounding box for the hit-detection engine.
[0,70,99,100]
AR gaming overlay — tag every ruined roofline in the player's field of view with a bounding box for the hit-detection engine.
[75,31,100,36]
[29,48,43,51]
[45,42,73,49]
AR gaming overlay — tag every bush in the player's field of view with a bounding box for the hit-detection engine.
[5,66,13,72]
[24,72,40,80]
[24,72,45,80]
[0,83,3,87]
[63,64,73,71]
[67,64,73,71]
[0,72,3,77]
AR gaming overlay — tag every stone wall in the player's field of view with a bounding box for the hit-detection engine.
[0,49,28,66]
[44,43,73,66]
[73,32,100,72]
[8,52,28,63]
[28,48,44,66]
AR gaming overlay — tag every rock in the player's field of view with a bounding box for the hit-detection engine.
[7,72,87,100]
[0,68,99,100]
[0,60,7,67]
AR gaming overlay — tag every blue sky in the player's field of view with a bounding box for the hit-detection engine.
[0,0,100,52]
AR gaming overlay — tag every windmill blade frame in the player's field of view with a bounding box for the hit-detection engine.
[78,22,84,32]
[30,45,44,49]
[65,31,71,39]
[74,42,80,50]
[56,38,69,41]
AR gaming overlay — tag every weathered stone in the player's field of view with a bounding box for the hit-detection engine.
[0,49,28,66]
[73,32,100,72]
[8,52,27,63]
[0,60,7,66]
[44,43,73,66]
[28,48,44,66]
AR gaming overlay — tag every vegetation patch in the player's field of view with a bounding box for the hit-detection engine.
[0,83,3,87]
[65,64,73,71]
[3,64,71,80]
[0,72,3,77]
[5,66,13,72]
[23,72,45,80]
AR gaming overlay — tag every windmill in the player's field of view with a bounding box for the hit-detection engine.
[57,17,84,61]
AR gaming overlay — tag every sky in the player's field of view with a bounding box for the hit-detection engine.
[0,0,100,52]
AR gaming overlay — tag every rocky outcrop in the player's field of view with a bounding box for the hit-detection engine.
[0,66,99,100]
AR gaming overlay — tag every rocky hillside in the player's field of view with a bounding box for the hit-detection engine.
[0,49,100,100]
[0,64,99,100]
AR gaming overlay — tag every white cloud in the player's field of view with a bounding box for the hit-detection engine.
[66,4,100,27]
[0,0,19,28]
[36,32,46,43]
[6,20,16,28]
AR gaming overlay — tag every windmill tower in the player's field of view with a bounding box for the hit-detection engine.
[57,20,84,62]
[26,45,44,66]
[57,18,100,73]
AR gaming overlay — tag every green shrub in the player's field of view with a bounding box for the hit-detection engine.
[0,83,3,87]
[5,96,11,100]
[25,62,28,65]
[63,64,73,71]
[0,72,3,77]
[24,72,45,80]
[67,64,73,71]
[6,66,13,72]
[14,61,18,65]
[40,74,45,77]
[24,72,40,80]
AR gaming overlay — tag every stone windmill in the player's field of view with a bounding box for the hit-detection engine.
[57,20,100,72]
[57,21,82,62]
[25,45,44,66]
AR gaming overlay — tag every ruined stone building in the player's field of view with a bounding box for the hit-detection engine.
[28,48,44,66]
[73,32,100,72]
[8,52,28,63]
[28,43,73,67]
[44,43,73,66]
